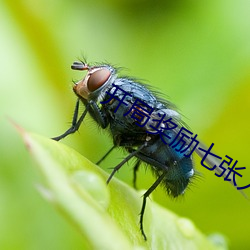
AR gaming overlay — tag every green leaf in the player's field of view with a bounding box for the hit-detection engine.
[19,128,227,250]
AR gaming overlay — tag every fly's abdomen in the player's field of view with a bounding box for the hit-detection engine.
[136,136,194,197]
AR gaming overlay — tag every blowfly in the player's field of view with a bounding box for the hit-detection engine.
[52,60,243,240]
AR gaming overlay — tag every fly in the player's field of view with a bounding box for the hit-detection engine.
[52,60,245,240]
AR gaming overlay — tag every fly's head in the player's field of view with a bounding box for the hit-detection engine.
[72,61,116,102]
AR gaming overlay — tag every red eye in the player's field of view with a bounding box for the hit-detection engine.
[87,68,111,92]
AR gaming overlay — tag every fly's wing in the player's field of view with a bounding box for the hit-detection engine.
[194,142,248,199]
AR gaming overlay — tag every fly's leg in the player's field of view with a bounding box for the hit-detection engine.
[133,160,141,189]
[140,173,166,240]
[52,98,108,141]
[52,99,89,141]
[89,100,107,129]
[96,145,116,165]
[99,148,141,188]
[107,143,146,184]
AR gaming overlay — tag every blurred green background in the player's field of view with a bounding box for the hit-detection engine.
[1,0,250,249]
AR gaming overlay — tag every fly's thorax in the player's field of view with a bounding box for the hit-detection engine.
[144,108,181,133]
[73,64,117,102]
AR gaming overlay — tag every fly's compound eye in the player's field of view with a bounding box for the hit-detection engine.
[87,68,111,92]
